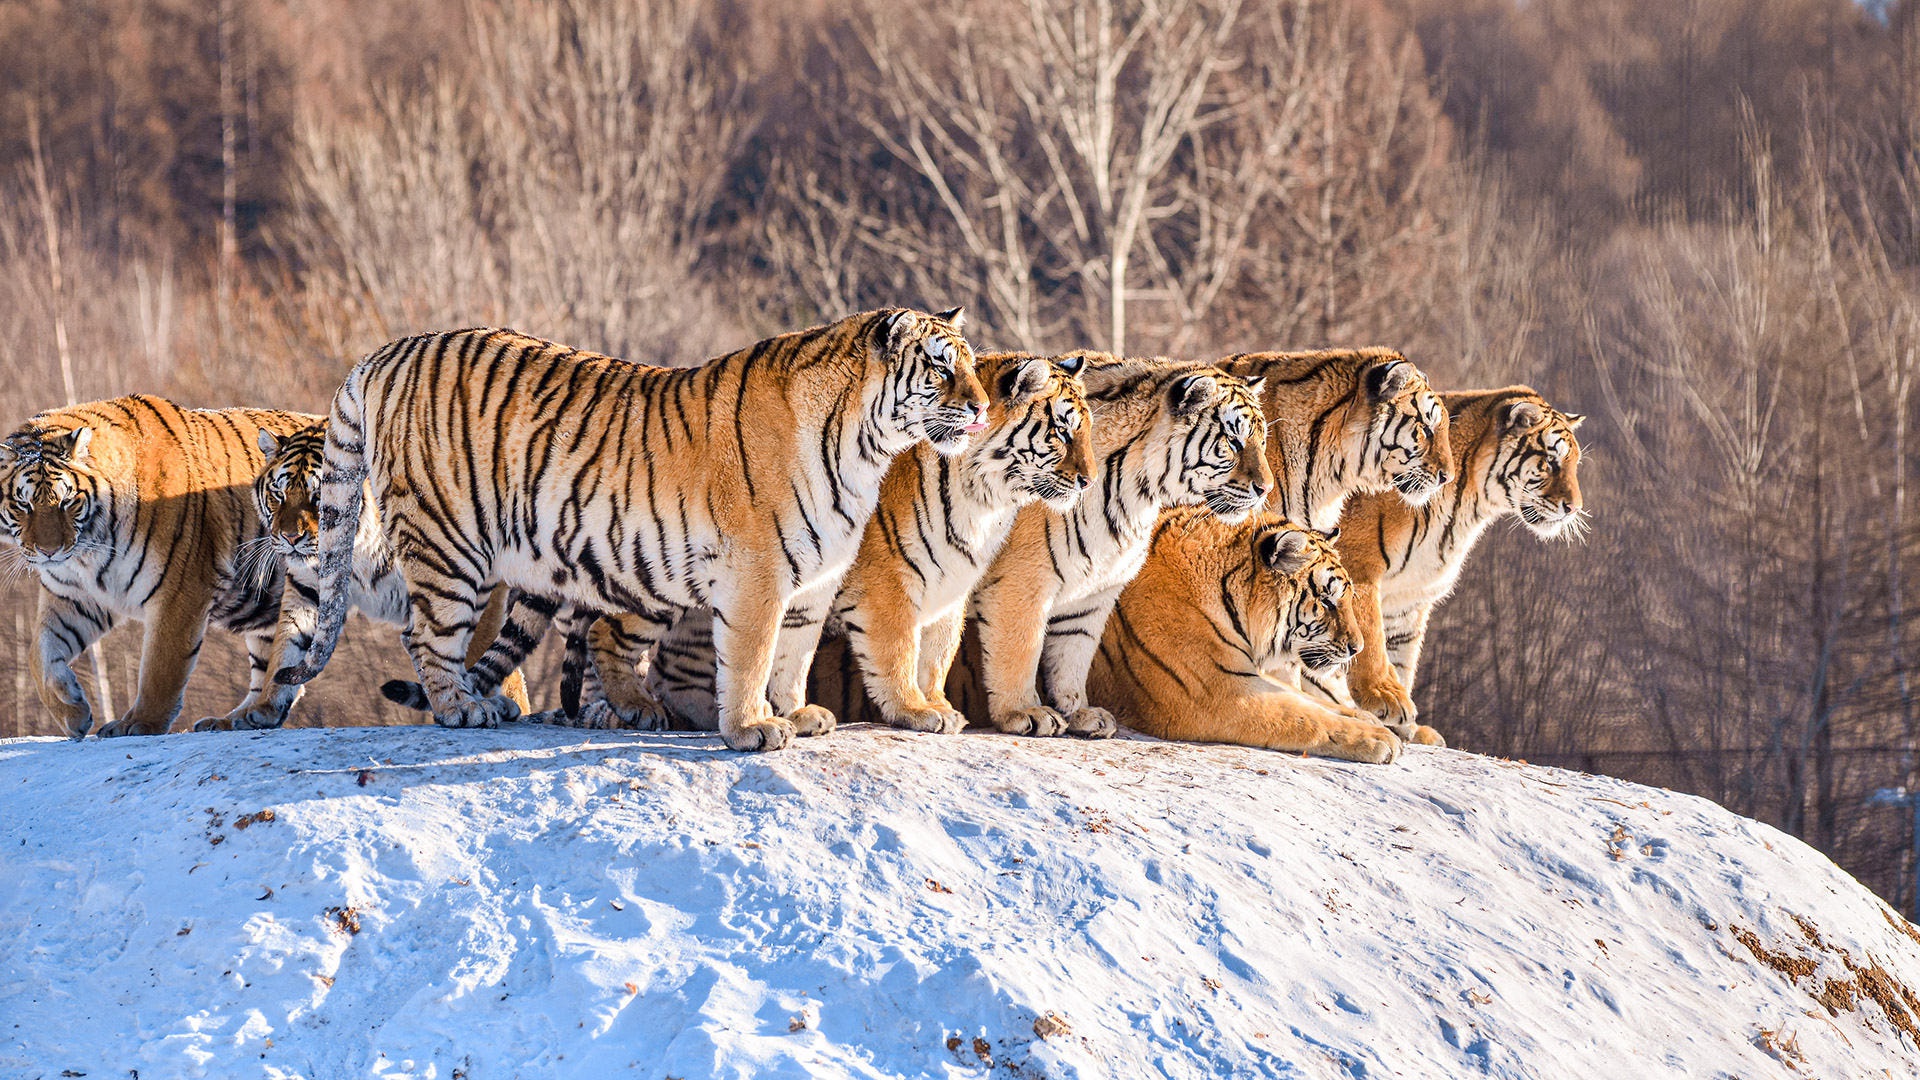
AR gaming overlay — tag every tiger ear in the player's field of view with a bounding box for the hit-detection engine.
[1241,375,1266,398]
[1054,352,1086,377]
[258,428,282,457]
[1502,399,1545,432]
[999,355,1052,404]
[1170,372,1221,417]
[52,426,92,462]
[933,306,965,329]
[1256,525,1313,576]
[879,309,918,354]
[1318,526,1341,545]
[1365,357,1415,401]
[1564,412,1586,430]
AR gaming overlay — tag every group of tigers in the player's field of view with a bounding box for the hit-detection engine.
[0,307,1585,763]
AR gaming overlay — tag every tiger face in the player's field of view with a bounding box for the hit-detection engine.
[1170,370,1272,522]
[1250,521,1359,673]
[1491,397,1585,538]
[253,424,326,559]
[0,427,101,565]
[973,352,1096,512]
[1363,356,1453,505]
[880,306,990,455]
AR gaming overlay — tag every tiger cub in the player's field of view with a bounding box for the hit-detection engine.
[959,354,1273,738]
[271,309,986,751]
[1309,388,1585,743]
[193,423,533,731]
[606,350,1097,733]
[0,396,315,737]
[1088,508,1402,762]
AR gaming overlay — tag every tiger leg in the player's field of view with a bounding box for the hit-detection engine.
[1155,681,1402,764]
[380,590,560,713]
[194,627,285,731]
[98,590,215,737]
[709,568,795,752]
[1383,603,1444,746]
[915,606,967,718]
[640,609,715,729]
[472,584,530,716]
[1344,582,1419,738]
[767,578,839,737]
[199,574,316,731]
[846,587,962,734]
[1036,588,1121,739]
[400,572,519,729]
[973,579,1067,737]
[35,592,114,739]
[574,611,678,730]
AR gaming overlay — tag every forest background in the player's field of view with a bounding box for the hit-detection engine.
[2,0,1918,910]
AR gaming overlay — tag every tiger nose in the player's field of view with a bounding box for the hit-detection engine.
[1074,474,1092,492]
[1436,468,1454,485]
[1248,480,1270,502]
[962,404,988,433]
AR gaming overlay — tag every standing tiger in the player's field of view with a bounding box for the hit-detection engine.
[193,423,533,731]
[1308,388,1585,743]
[0,396,315,737]
[1088,509,1402,762]
[958,354,1273,738]
[576,350,1098,733]
[272,309,987,751]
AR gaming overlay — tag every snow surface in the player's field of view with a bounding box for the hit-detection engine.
[2,723,1918,1080]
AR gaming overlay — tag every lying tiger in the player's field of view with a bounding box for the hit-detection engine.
[1308,387,1585,744]
[1,396,314,737]
[1089,508,1402,763]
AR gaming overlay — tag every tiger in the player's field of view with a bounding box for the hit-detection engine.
[192,423,533,731]
[562,349,1099,733]
[1087,508,1403,763]
[0,395,316,737]
[1307,387,1585,744]
[270,308,987,751]
[957,354,1273,738]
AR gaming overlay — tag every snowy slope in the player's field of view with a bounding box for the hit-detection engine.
[2,724,1917,1080]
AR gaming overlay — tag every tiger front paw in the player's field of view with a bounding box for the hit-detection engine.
[1410,724,1446,748]
[993,706,1066,737]
[1065,706,1117,739]
[1321,719,1404,764]
[97,713,174,738]
[1352,679,1418,740]
[433,694,521,730]
[786,704,838,737]
[722,713,795,752]
[572,696,671,730]
[890,705,967,734]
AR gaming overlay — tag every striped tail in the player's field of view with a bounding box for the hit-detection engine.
[273,372,370,687]
[380,591,563,709]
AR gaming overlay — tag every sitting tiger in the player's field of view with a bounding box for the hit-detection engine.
[0,396,314,737]
[193,423,533,731]
[559,350,1097,733]
[272,308,986,751]
[956,354,1273,738]
[1308,388,1585,744]
[1088,508,1402,763]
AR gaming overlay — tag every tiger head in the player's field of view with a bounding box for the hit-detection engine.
[876,306,990,456]
[1482,391,1585,539]
[1167,367,1272,523]
[1359,353,1453,506]
[1246,517,1359,674]
[969,352,1096,512]
[253,423,327,559]
[0,426,103,566]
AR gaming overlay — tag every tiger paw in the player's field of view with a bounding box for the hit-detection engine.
[1352,680,1418,739]
[195,704,285,732]
[433,694,519,730]
[97,714,172,738]
[786,704,838,737]
[1322,720,1403,764]
[722,714,795,752]
[1065,706,1118,739]
[891,705,967,734]
[1410,725,1446,748]
[992,706,1066,737]
[575,697,671,730]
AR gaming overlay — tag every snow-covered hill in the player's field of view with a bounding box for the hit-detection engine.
[2,723,1917,1080]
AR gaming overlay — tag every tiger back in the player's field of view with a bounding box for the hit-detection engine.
[0,395,315,737]
[1311,387,1585,742]
[1088,508,1401,762]
[272,308,986,752]
[954,354,1273,739]
[193,422,533,730]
